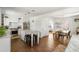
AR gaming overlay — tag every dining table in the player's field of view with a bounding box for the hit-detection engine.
[52,30,70,43]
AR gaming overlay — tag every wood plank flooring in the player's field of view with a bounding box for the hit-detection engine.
[11,36,70,52]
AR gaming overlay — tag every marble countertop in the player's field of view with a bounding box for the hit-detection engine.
[0,30,11,52]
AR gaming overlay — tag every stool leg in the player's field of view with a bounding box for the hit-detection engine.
[37,33,39,45]
[31,34,33,47]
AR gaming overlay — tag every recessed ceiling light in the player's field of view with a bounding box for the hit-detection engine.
[28,12,30,14]
[31,10,35,12]
[25,14,27,15]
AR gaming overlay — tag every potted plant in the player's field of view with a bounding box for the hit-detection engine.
[0,26,6,37]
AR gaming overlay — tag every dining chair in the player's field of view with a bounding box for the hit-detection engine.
[54,31,60,40]
[67,31,71,39]
[59,31,71,44]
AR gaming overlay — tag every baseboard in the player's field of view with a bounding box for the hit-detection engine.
[41,35,48,38]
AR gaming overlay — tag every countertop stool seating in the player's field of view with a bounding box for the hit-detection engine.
[25,34,31,46]
[24,33,38,47]
[23,31,40,47]
[33,34,37,45]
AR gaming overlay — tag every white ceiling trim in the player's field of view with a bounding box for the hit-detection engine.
[51,8,79,17]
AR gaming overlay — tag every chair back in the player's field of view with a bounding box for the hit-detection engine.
[68,31,71,36]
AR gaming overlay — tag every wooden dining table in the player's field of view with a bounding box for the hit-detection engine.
[52,30,70,43]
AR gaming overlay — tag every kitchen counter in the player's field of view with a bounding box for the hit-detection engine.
[0,30,11,52]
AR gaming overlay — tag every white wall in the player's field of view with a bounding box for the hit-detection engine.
[53,17,77,34]
[30,16,66,37]
[64,17,79,34]
[30,15,55,37]
[4,10,24,29]
[3,8,79,37]
[30,12,79,37]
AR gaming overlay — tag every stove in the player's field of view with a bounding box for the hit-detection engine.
[10,28,18,35]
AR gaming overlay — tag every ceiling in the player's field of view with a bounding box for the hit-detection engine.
[1,7,79,17]
[0,7,66,16]
[51,7,79,17]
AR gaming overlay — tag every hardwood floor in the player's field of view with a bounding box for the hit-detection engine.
[11,36,70,52]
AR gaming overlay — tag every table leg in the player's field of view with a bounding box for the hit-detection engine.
[63,36,67,44]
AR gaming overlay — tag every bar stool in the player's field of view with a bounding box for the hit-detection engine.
[33,34,37,45]
[25,34,31,46]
